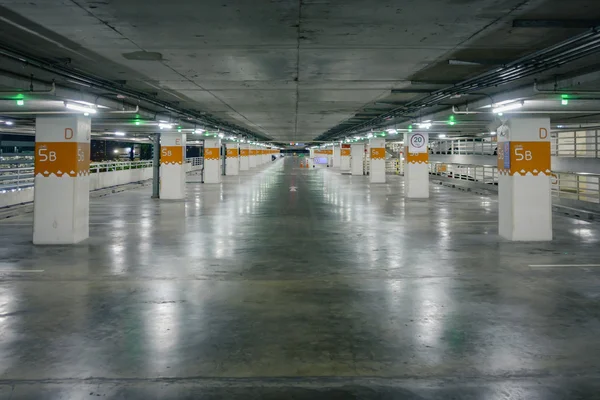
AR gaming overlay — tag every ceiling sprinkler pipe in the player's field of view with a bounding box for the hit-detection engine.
[451,105,600,115]
[0,81,56,95]
[533,81,600,95]
[325,27,600,138]
[0,104,139,115]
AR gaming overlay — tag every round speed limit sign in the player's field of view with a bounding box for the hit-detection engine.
[410,133,426,149]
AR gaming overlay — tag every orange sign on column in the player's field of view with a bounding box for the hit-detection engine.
[204,147,220,160]
[226,148,239,158]
[498,141,551,176]
[370,148,385,160]
[406,152,429,164]
[34,142,90,177]
[161,146,183,165]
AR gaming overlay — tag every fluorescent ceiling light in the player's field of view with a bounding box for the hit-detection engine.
[5,121,14,125]
[493,102,523,114]
[490,131,497,135]
[159,123,173,129]
[438,134,446,138]
[114,131,125,136]
[417,122,432,129]
[65,102,97,114]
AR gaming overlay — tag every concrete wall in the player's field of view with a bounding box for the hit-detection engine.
[2,167,154,208]
[0,188,34,208]
[430,154,600,174]
[89,167,154,191]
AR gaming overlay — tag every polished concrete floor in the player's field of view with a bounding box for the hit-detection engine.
[1,157,600,399]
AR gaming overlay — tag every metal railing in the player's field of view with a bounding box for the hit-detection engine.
[89,160,153,173]
[430,162,600,205]
[429,139,497,155]
[1,158,205,192]
[553,130,600,158]
[186,157,203,169]
[430,131,600,159]
[0,167,34,191]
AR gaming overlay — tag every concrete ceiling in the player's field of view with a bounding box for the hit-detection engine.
[1,0,600,142]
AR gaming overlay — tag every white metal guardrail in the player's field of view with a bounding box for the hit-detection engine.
[0,158,204,192]
[186,157,203,169]
[553,130,600,158]
[429,162,600,205]
[430,130,600,159]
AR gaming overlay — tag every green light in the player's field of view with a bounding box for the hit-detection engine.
[561,99,569,105]
[16,99,24,106]
[178,128,182,132]
[408,124,413,133]
[561,94,569,99]
[449,115,455,121]
[448,121,455,126]
[135,121,141,126]
[381,133,386,137]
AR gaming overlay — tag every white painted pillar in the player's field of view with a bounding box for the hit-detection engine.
[350,143,364,175]
[225,143,239,175]
[340,144,351,171]
[33,116,91,244]
[333,145,341,167]
[239,143,249,171]
[369,138,386,183]
[160,132,186,200]
[497,117,552,241]
[260,147,266,164]
[204,138,221,183]
[249,145,257,168]
[405,132,429,198]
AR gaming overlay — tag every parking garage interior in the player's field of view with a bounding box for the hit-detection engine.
[1,1,600,398]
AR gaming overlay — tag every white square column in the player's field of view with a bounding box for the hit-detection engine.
[160,132,186,200]
[340,144,351,171]
[33,116,91,244]
[332,145,341,168]
[249,145,257,168]
[497,117,552,241]
[369,138,386,183]
[350,143,364,175]
[405,132,429,198]
[204,138,222,183]
[225,143,239,175]
[239,143,249,170]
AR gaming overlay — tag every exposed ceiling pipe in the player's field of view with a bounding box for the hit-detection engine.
[451,105,600,115]
[533,81,600,95]
[0,45,268,141]
[0,105,139,115]
[319,25,600,140]
[0,81,56,95]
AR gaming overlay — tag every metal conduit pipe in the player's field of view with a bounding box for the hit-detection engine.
[0,81,55,95]
[533,81,600,95]
[0,105,140,115]
[320,26,600,140]
[0,45,268,141]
